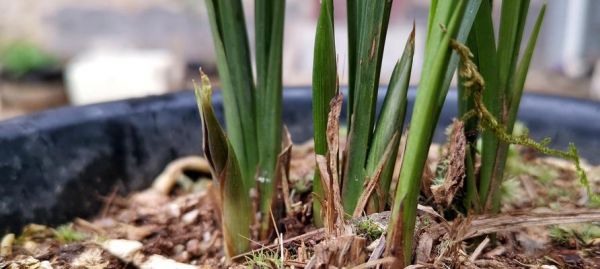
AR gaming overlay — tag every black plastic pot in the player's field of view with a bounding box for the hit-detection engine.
[1,88,599,233]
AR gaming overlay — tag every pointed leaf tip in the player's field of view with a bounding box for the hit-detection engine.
[193,70,213,107]
[200,71,212,93]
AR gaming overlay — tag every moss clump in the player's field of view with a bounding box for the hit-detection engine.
[500,178,523,205]
[54,224,87,243]
[355,219,384,241]
[454,40,597,204]
[244,249,282,269]
[549,224,600,245]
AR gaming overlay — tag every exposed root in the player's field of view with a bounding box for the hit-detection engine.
[151,156,211,195]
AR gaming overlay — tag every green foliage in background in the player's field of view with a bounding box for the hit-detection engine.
[0,41,58,78]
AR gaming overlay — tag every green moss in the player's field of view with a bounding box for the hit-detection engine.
[355,218,384,241]
[454,42,597,204]
[292,174,312,194]
[421,216,432,227]
[505,143,559,184]
[433,159,449,186]
[500,177,522,205]
[548,202,561,210]
[549,224,600,245]
[54,224,87,243]
[244,249,282,269]
[549,225,571,244]
[546,187,571,200]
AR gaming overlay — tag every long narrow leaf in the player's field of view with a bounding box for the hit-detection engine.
[311,0,337,228]
[507,4,546,133]
[489,4,546,212]
[437,0,482,109]
[471,0,501,206]
[486,0,533,212]
[347,0,357,126]
[386,1,470,266]
[426,0,439,43]
[343,0,393,214]
[255,0,272,96]
[422,0,455,73]
[497,0,529,101]
[256,0,286,239]
[365,29,414,213]
[205,0,258,189]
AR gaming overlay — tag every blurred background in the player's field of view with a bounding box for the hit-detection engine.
[0,0,599,120]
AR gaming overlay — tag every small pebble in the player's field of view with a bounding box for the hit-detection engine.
[175,251,190,263]
[174,244,185,255]
[40,261,54,269]
[140,254,197,269]
[103,239,143,261]
[182,210,199,224]
[186,239,200,256]
[202,232,211,242]
[167,204,181,218]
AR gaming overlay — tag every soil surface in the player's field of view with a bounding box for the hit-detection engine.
[1,140,600,268]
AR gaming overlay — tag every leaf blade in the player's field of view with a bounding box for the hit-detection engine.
[343,0,393,214]
[205,0,258,189]
[256,0,286,239]
[311,0,337,228]
[365,29,415,213]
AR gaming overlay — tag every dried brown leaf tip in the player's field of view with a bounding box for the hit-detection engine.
[316,93,347,236]
[431,120,467,207]
[420,157,435,199]
[326,94,343,155]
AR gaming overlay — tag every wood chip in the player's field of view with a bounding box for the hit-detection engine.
[351,257,397,269]
[469,236,490,262]
[415,232,434,263]
[1,233,15,257]
[309,235,366,268]
[367,235,387,262]
[462,210,600,240]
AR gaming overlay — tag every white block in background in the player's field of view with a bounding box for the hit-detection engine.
[65,49,184,105]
